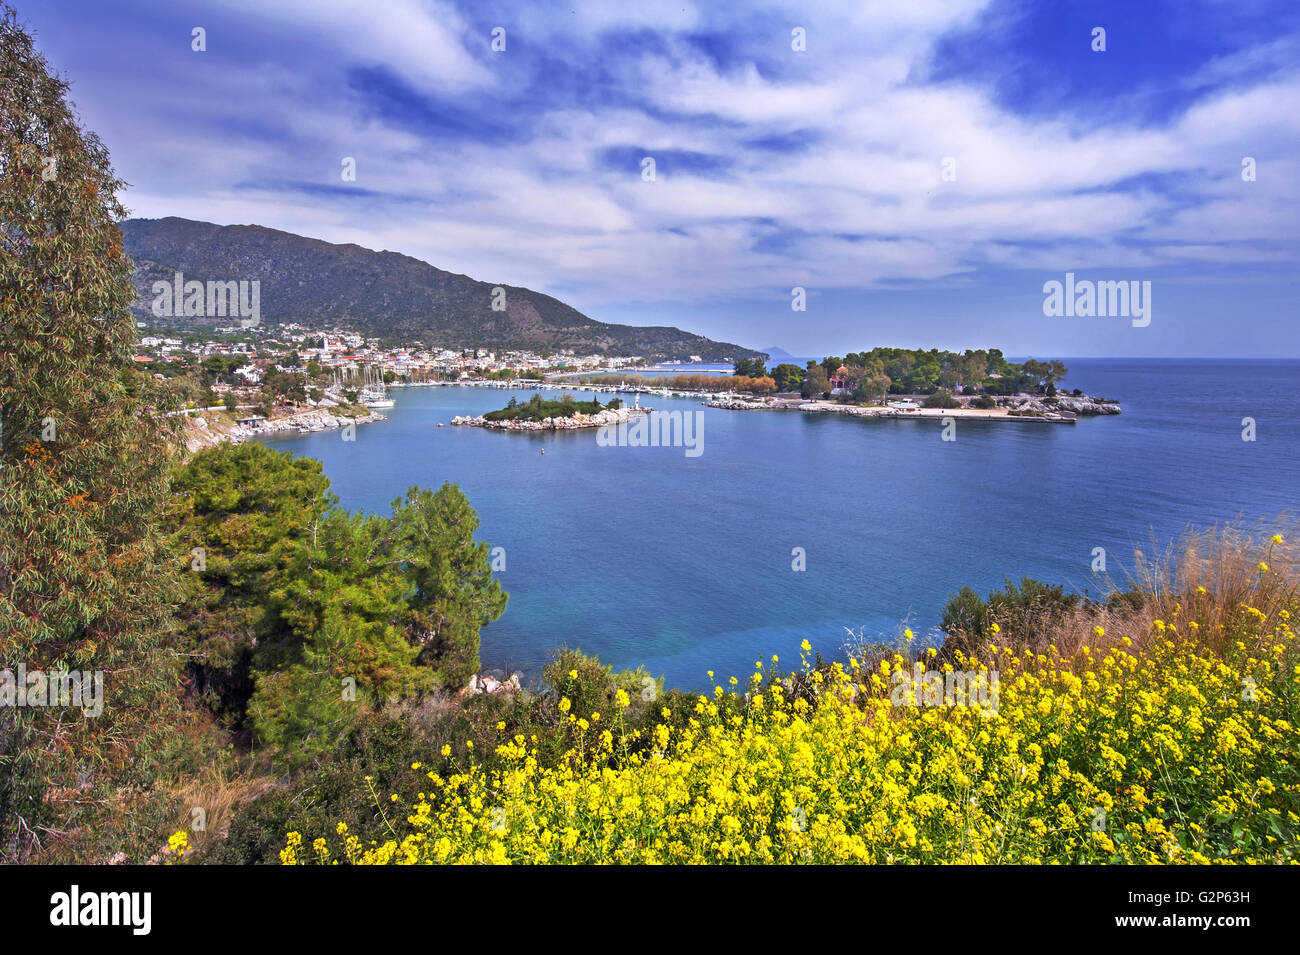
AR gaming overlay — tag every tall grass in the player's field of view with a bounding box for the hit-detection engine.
[171,765,277,857]
[1126,515,1297,653]
[933,516,1298,662]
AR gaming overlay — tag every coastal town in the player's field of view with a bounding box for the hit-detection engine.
[134,319,1122,451]
[133,319,651,385]
[132,319,669,449]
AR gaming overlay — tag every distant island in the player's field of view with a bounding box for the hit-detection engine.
[721,347,1120,422]
[563,346,1121,422]
[452,393,650,431]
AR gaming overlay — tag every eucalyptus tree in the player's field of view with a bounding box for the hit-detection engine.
[0,5,180,861]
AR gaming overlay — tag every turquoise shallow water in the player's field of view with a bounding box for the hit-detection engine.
[261,359,1300,689]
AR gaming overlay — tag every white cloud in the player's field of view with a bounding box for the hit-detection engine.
[70,0,1300,313]
[217,0,494,93]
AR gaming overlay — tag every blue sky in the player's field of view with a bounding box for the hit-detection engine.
[21,0,1300,357]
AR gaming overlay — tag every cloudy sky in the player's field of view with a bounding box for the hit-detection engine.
[22,0,1300,357]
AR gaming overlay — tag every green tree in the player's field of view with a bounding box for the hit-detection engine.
[167,442,334,722]
[0,7,182,861]
[1048,360,1067,390]
[168,446,505,752]
[263,367,305,403]
[244,607,368,763]
[801,361,829,399]
[1021,359,1050,393]
[770,362,806,392]
[386,484,508,689]
[251,507,433,757]
[854,369,892,404]
[201,355,246,384]
[959,351,989,391]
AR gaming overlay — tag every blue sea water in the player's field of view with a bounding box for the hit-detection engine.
[262,359,1299,690]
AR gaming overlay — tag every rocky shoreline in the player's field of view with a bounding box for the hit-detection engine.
[451,405,652,431]
[183,407,386,452]
[706,392,1120,423]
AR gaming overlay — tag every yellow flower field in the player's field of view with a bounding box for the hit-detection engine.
[273,607,1298,865]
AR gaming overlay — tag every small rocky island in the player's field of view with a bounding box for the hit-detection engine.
[707,391,1120,423]
[453,393,651,431]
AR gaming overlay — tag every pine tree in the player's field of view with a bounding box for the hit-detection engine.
[0,6,181,861]
[388,483,507,688]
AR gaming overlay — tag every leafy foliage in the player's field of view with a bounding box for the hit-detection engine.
[939,577,1082,652]
[0,6,183,861]
[770,362,806,392]
[167,443,506,761]
[810,347,1068,396]
[922,388,960,409]
[483,393,603,422]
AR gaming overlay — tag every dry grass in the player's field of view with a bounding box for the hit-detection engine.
[1122,514,1298,653]
[937,515,1298,663]
[170,764,278,858]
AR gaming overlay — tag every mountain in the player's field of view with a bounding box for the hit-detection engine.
[119,218,761,361]
[759,346,796,361]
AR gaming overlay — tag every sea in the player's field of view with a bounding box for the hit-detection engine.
[261,358,1300,690]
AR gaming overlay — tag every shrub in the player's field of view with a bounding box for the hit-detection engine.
[939,577,1080,657]
[940,586,988,638]
[216,710,434,864]
[543,649,663,728]
[922,389,959,409]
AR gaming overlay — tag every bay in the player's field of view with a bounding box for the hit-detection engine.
[261,358,1300,689]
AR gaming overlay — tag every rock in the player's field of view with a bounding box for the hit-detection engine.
[463,671,519,697]
[1000,393,1120,417]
